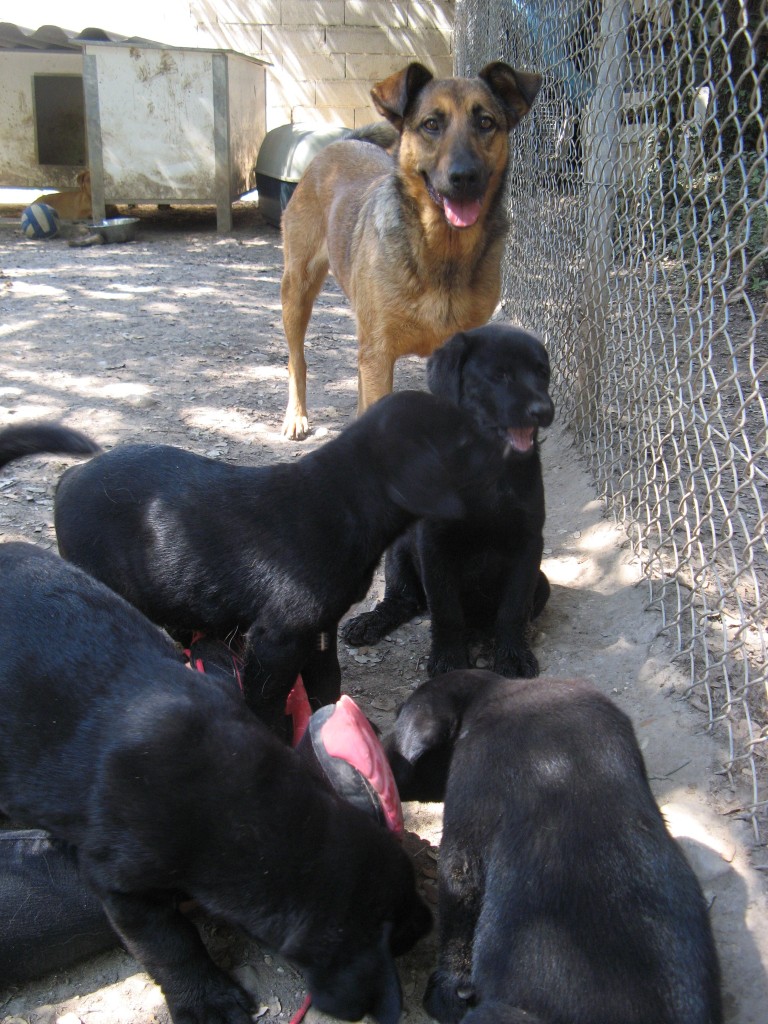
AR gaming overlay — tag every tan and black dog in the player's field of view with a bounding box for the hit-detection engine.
[280,61,542,439]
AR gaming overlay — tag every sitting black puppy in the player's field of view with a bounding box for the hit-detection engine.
[52,390,504,733]
[343,324,554,678]
[0,542,431,1024]
[386,670,723,1024]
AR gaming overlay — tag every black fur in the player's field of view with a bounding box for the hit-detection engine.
[343,324,554,677]
[385,670,723,1024]
[0,829,118,983]
[53,390,504,733]
[0,421,100,468]
[0,542,431,1023]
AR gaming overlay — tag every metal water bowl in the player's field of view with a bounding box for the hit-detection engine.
[90,216,139,242]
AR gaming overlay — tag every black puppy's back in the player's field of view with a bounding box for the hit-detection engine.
[53,390,505,730]
[389,671,723,1024]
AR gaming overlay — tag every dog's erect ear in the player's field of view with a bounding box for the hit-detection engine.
[479,62,543,128]
[427,332,471,404]
[371,63,434,129]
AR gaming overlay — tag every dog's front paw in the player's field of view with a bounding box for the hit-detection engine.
[427,646,470,678]
[282,409,309,441]
[423,969,475,1023]
[341,611,388,646]
[494,642,539,679]
[165,970,253,1024]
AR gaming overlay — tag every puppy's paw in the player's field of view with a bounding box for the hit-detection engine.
[423,968,475,1023]
[494,643,539,678]
[341,611,388,646]
[165,970,253,1024]
[427,647,470,678]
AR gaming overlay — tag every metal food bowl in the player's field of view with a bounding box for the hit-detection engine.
[90,216,139,243]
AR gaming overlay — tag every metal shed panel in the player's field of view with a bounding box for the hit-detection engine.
[83,42,267,231]
[0,25,267,231]
[0,51,85,188]
[86,44,218,203]
[226,52,266,200]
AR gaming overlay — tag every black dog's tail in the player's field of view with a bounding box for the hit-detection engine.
[0,423,101,469]
[347,122,399,151]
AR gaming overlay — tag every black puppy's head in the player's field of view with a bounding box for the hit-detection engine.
[299,877,432,1024]
[302,922,403,1024]
[427,324,555,459]
[385,670,498,801]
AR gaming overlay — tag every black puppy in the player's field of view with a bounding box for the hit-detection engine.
[0,828,119,984]
[0,541,431,1023]
[343,324,554,678]
[0,420,99,467]
[386,671,723,1024]
[53,390,503,732]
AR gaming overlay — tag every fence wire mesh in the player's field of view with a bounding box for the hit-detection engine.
[455,0,768,834]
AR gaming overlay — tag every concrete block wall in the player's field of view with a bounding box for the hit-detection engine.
[191,1,455,130]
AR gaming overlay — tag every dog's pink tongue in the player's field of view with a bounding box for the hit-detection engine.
[443,197,482,228]
[507,427,535,453]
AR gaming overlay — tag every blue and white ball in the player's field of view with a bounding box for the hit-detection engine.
[20,202,60,240]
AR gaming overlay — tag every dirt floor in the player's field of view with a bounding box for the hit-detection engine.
[1,202,767,1024]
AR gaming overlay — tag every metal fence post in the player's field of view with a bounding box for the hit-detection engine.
[577,0,629,437]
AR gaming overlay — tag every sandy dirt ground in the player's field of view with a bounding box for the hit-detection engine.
[1,203,767,1024]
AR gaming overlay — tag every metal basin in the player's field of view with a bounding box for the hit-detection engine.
[89,217,139,243]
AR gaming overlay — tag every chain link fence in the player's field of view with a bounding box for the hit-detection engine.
[455,0,767,834]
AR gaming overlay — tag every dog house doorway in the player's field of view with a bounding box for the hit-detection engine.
[33,74,86,166]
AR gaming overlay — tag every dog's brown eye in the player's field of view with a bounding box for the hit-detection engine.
[478,115,496,131]
[422,117,440,134]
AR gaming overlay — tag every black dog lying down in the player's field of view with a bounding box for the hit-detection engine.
[0,420,99,468]
[343,324,554,678]
[386,671,723,1024]
[0,542,431,1024]
[53,390,504,732]
[0,420,111,980]
[0,828,119,984]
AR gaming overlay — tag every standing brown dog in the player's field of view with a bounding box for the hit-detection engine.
[280,62,542,439]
